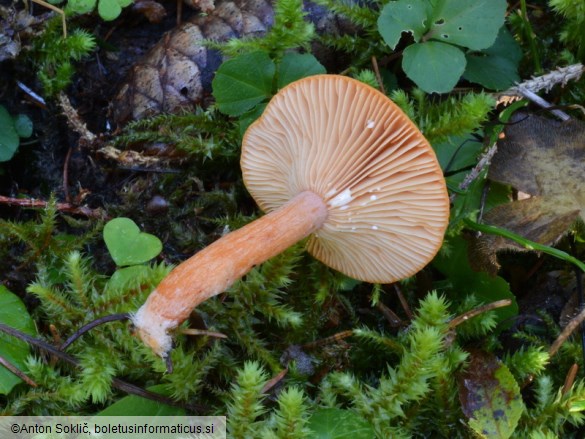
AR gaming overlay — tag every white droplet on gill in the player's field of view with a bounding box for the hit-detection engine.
[366,120,375,129]
[328,188,353,208]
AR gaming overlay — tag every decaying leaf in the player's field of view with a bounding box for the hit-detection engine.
[458,350,524,439]
[470,112,585,274]
[0,6,46,62]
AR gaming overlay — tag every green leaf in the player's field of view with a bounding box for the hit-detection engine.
[67,0,96,15]
[276,52,325,89]
[107,265,151,291]
[239,103,267,137]
[212,51,276,116]
[0,105,19,162]
[433,235,518,326]
[434,134,483,173]
[378,0,430,50]
[103,218,162,267]
[13,114,32,138]
[428,0,507,50]
[96,384,185,415]
[308,408,375,439]
[463,27,522,90]
[97,0,123,20]
[458,351,524,438]
[0,286,37,395]
[402,41,466,93]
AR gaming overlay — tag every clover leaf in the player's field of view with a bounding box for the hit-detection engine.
[103,217,162,267]
[0,105,32,162]
[67,0,132,21]
[463,27,522,90]
[378,0,508,93]
[213,51,325,117]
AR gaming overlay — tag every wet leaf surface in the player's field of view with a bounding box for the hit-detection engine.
[458,350,524,439]
[0,286,37,395]
[103,217,162,266]
[470,112,585,274]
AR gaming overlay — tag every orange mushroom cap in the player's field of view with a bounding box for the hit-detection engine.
[241,74,449,283]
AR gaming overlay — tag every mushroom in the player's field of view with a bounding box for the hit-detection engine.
[132,74,449,358]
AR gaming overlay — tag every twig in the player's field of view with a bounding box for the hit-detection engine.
[497,64,584,103]
[63,146,73,203]
[516,85,570,121]
[0,323,204,412]
[448,299,512,329]
[394,284,413,320]
[261,368,288,394]
[549,306,585,358]
[0,195,106,219]
[57,92,97,146]
[371,56,386,95]
[302,330,353,350]
[562,363,579,395]
[180,328,228,339]
[31,0,67,38]
[0,355,37,387]
[60,313,130,351]
[375,301,403,327]
[449,142,497,203]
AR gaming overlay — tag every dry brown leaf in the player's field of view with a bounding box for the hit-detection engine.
[470,112,585,274]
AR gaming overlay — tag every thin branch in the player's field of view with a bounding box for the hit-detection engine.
[302,330,353,350]
[0,323,204,412]
[60,313,130,351]
[261,368,288,394]
[549,306,585,358]
[31,0,67,38]
[516,86,570,121]
[0,355,37,387]
[496,64,584,104]
[0,195,106,219]
[371,56,386,95]
[394,284,413,320]
[63,146,73,203]
[375,301,403,327]
[562,363,579,395]
[180,328,228,339]
[449,299,512,329]
[57,92,97,145]
[449,143,497,203]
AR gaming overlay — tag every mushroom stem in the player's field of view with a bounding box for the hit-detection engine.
[132,190,328,357]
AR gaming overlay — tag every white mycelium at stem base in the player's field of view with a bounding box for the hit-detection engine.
[132,191,328,357]
[133,74,450,358]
